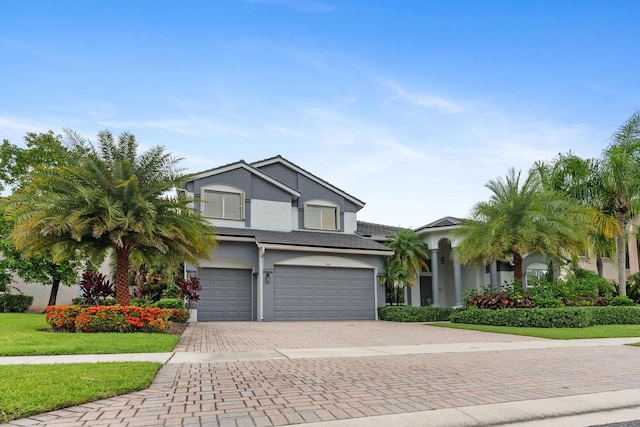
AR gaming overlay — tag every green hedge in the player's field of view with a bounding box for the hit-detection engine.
[450,306,640,328]
[0,294,34,313]
[377,305,456,322]
[153,298,184,310]
[589,306,640,325]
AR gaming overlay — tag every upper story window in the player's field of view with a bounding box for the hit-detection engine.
[304,200,339,231]
[202,189,244,220]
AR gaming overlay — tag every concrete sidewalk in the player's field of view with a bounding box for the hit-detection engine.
[1,337,638,365]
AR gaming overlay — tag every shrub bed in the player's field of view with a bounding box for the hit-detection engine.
[45,305,179,333]
[377,305,456,322]
[450,306,640,328]
[0,294,34,313]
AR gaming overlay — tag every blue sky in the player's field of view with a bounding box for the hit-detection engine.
[1,0,639,228]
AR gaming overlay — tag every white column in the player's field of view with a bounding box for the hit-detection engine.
[490,260,498,290]
[453,253,462,308]
[429,248,440,307]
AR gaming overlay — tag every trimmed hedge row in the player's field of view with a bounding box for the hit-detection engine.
[45,305,189,333]
[0,294,34,313]
[450,306,640,328]
[377,306,456,322]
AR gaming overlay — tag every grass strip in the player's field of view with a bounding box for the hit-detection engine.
[0,362,161,422]
[0,313,179,356]
[428,322,640,340]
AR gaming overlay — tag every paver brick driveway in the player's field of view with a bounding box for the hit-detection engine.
[173,320,544,352]
[4,321,640,427]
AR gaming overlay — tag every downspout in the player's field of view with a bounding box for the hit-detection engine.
[257,244,265,321]
[374,267,379,320]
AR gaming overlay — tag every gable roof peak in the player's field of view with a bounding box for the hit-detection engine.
[251,155,365,209]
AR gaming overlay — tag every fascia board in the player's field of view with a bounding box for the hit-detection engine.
[259,243,393,256]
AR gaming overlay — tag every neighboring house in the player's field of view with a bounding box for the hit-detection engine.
[183,155,394,321]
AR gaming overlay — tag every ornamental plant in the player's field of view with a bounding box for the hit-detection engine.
[178,276,201,309]
[78,271,115,305]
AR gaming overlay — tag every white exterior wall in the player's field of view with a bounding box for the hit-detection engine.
[343,212,357,234]
[250,199,292,231]
[10,277,79,313]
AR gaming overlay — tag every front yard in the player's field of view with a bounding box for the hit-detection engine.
[0,313,182,422]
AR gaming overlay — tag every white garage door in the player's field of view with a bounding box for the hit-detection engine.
[198,268,252,321]
[273,266,375,321]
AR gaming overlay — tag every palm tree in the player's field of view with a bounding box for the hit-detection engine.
[454,168,590,285]
[532,153,618,279]
[601,111,640,296]
[3,130,217,305]
[383,228,429,304]
[385,229,429,280]
[380,257,412,305]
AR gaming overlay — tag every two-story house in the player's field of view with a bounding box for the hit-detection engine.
[183,155,393,321]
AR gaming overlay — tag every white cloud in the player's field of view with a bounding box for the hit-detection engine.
[381,79,466,114]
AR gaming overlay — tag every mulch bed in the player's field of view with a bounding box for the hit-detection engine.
[168,322,189,335]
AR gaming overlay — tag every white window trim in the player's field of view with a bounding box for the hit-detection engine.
[201,187,245,220]
[304,199,340,231]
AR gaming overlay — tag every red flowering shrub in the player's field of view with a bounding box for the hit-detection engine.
[164,308,190,323]
[46,305,82,331]
[45,305,172,333]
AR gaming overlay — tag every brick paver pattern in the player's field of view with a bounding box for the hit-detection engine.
[3,322,640,427]
[174,321,544,353]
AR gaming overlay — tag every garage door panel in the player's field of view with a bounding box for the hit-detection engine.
[273,266,374,321]
[198,268,252,321]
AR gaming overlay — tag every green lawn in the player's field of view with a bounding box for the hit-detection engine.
[0,313,180,356]
[0,362,161,422]
[429,322,640,340]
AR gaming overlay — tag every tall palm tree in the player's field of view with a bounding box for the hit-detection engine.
[3,130,217,305]
[454,168,590,284]
[532,153,618,279]
[601,111,640,296]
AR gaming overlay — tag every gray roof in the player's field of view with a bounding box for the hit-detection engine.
[356,221,403,239]
[216,227,393,253]
[414,216,463,232]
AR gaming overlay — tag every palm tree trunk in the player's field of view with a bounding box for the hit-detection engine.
[616,212,627,297]
[115,247,131,305]
[513,252,524,290]
[551,257,561,284]
[596,254,604,278]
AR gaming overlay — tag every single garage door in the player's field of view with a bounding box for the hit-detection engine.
[273,266,375,321]
[198,268,253,321]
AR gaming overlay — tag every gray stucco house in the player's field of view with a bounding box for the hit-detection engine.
[184,155,393,321]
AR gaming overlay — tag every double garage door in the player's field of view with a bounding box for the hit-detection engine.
[197,266,375,321]
[273,266,375,321]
